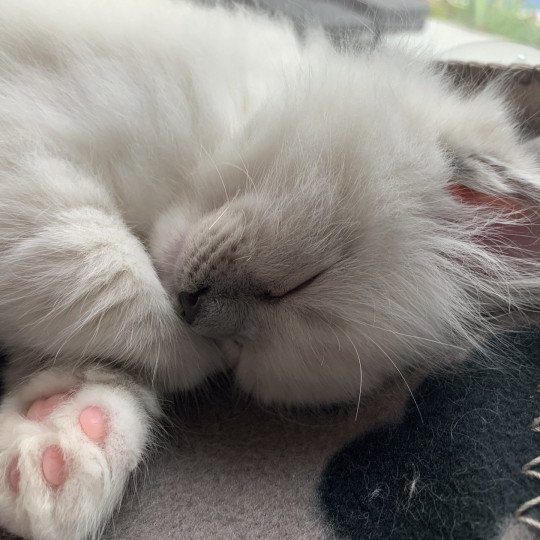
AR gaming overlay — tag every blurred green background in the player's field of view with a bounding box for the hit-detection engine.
[428,0,540,46]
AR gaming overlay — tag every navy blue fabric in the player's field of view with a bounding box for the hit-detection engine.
[319,329,540,539]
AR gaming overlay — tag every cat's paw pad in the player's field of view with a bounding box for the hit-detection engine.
[8,445,66,493]
[78,405,108,442]
[26,392,108,443]
[7,393,109,494]
[0,370,154,540]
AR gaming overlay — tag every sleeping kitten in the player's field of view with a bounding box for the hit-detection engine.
[0,0,539,538]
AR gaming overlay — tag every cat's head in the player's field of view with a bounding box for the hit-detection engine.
[151,53,540,405]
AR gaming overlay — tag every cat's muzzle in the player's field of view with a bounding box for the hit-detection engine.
[178,288,248,340]
[178,287,208,325]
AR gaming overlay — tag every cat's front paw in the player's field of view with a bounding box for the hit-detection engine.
[0,369,157,540]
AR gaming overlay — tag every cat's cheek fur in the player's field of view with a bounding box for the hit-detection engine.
[149,206,196,292]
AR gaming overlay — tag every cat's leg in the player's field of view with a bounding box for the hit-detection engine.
[0,364,160,540]
[0,155,218,536]
[0,155,220,390]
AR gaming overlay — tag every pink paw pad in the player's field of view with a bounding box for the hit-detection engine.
[41,445,66,487]
[79,406,108,443]
[26,393,68,422]
[13,394,108,492]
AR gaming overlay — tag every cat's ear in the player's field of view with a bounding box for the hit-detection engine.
[447,142,540,256]
[449,147,540,204]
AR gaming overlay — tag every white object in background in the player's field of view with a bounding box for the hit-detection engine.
[438,40,540,66]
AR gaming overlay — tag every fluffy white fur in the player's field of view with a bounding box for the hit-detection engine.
[0,0,539,538]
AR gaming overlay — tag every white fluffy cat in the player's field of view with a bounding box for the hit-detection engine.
[0,0,539,538]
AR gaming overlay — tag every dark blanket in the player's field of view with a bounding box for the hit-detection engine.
[320,329,540,539]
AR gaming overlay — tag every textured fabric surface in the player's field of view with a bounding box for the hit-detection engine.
[98,379,411,539]
[94,330,538,540]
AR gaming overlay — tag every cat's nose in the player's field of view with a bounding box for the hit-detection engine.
[178,288,207,325]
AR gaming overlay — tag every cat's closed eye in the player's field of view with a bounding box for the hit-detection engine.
[256,270,326,301]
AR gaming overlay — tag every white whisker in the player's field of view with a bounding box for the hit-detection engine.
[364,333,423,422]
[341,330,364,421]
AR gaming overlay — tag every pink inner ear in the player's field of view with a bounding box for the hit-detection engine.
[449,183,540,257]
[448,184,522,211]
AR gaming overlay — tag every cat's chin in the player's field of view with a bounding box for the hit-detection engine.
[233,355,382,407]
